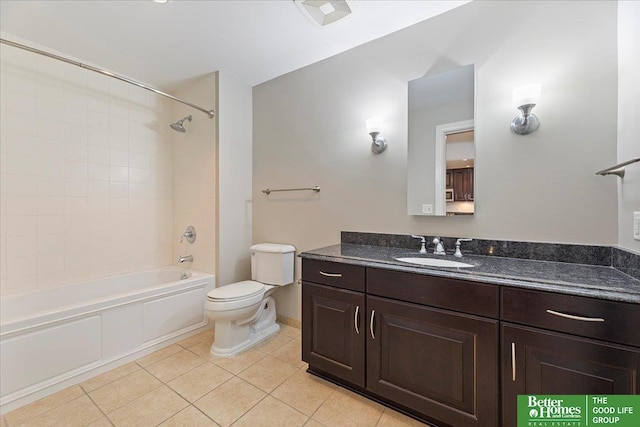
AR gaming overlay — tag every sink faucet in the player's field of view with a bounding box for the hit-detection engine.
[178,255,193,264]
[453,239,473,258]
[432,237,446,255]
[411,235,427,254]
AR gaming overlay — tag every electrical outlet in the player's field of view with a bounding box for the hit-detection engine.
[634,211,640,241]
[422,204,433,214]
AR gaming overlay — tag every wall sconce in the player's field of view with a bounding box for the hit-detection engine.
[366,117,387,154]
[511,83,541,135]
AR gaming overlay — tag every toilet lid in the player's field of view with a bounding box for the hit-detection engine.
[206,281,265,302]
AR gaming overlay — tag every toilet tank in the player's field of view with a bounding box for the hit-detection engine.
[250,243,296,286]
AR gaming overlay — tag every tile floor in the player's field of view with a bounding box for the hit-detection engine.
[1,324,426,427]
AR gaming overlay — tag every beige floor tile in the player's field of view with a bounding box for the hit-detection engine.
[279,324,302,338]
[18,395,103,427]
[89,369,162,414]
[232,395,308,427]
[376,409,427,426]
[4,386,84,426]
[158,406,218,427]
[313,388,384,427]
[272,369,336,416]
[187,340,213,358]
[177,328,214,349]
[271,337,306,369]
[108,385,188,427]
[81,362,141,392]
[253,332,294,354]
[136,344,183,367]
[238,355,298,393]
[167,362,233,402]
[194,377,266,427]
[208,348,266,375]
[304,420,325,427]
[86,416,114,427]
[145,349,206,383]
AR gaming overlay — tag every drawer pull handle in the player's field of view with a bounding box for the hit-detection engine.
[546,309,605,322]
[511,342,516,382]
[318,271,342,278]
[354,305,360,334]
[370,310,376,339]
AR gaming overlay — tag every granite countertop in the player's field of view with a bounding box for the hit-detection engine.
[300,244,640,304]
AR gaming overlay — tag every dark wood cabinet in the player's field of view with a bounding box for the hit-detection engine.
[502,323,640,427]
[367,295,498,427]
[446,170,453,188]
[501,288,640,427]
[449,168,474,201]
[302,282,366,387]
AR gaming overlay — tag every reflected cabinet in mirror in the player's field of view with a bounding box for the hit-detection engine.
[407,64,475,216]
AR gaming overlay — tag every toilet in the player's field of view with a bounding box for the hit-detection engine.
[205,243,295,357]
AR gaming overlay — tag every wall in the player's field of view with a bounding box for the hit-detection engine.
[617,0,640,253]
[253,1,619,321]
[172,74,217,274]
[216,73,253,286]
[0,40,174,296]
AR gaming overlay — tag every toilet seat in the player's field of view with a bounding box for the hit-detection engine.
[206,281,267,312]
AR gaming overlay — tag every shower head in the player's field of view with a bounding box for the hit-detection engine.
[170,115,192,133]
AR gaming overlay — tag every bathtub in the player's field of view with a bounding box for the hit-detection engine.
[0,267,215,412]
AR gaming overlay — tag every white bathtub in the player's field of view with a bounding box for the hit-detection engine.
[0,267,215,412]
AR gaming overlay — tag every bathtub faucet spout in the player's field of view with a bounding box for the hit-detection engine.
[178,255,193,264]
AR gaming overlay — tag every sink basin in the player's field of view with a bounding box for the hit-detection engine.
[394,257,475,268]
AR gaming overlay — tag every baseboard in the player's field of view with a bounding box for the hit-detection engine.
[276,314,301,329]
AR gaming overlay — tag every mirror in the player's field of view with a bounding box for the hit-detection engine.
[407,64,475,216]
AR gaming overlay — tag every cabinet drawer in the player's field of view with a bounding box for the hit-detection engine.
[302,259,365,292]
[502,288,640,348]
[367,268,499,318]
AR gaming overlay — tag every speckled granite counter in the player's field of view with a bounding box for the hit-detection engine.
[300,244,640,304]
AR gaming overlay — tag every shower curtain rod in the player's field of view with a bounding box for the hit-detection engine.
[0,38,215,119]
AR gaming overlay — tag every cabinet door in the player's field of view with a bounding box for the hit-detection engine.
[302,282,366,387]
[453,169,466,201]
[446,170,453,188]
[466,167,474,200]
[367,296,498,427]
[502,323,640,427]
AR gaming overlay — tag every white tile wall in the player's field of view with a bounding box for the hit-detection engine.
[0,44,175,296]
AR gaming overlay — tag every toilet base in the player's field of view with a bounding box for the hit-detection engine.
[210,296,280,357]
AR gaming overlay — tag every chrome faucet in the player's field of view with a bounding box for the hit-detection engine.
[411,235,427,254]
[432,237,446,255]
[453,238,473,258]
[178,255,193,263]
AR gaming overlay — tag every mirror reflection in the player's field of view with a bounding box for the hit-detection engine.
[407,64,475,216]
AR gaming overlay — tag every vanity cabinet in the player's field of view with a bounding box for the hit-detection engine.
[501,288,640,427]
[302,260,499,426]
[302,260,366,387]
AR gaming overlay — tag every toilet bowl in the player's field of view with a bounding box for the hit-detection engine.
[205,243,295,357]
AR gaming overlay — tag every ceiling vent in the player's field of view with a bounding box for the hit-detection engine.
[294,0,356,27]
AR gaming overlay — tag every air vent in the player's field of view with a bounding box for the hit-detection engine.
[294,0,356,27]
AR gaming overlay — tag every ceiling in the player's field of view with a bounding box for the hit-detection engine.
[0,0,469,89]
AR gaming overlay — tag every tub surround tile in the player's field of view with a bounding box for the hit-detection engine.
[80,362,141,393]
[4,385,84,426]
[238,355,298,393]
[16,395,103,427]
[167,362,233,403]
[145,349,206,383]
[88,369,162,414]
[107,385,189,427]
[271,369,336,416]
[194,377,266,427]
[232,395,308,427]
[158,406,218,427]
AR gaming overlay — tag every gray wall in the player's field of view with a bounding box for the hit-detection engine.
[253,1,619,321]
